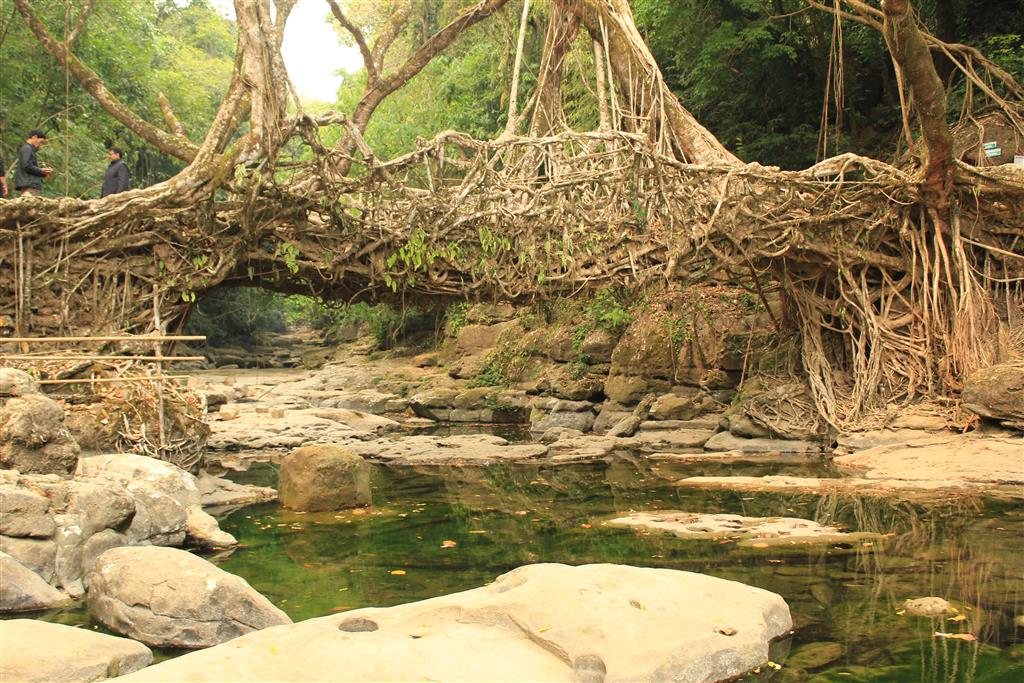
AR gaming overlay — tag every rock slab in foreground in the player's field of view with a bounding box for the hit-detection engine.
[606,511,878,546]
[88,546,292,649]
[122,563,791,683]
[279,444,371,511]
[0,619,152,682]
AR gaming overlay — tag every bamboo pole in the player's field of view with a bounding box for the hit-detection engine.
[1,355,205,362]
[2,335,207,343]
[37,376,188,385]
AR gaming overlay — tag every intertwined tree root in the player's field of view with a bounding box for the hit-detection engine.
[2,128,1022,430]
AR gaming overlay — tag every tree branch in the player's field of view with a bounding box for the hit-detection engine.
[343,0,513,145]
[371,1,414,69]
[14,0,198,162]
[326,0,378,84]
[65,0,95,48]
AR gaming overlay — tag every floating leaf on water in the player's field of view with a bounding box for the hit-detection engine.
[767,661,783,670]
[934,632,976,641]
[768,559,783,564]
[468,530,487,534]
[390,570,407,576]
[352,509,367,516]
[514,511,528,516]
[896,609,907,616]
[329,606,351,612]
[580,523,592,529]
[750,542,769,549]
[948,614,968,622]
[441,540,457,548]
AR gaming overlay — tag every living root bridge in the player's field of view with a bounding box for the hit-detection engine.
[2,128,1022,430]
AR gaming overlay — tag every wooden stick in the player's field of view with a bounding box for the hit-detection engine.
[37,376,189,385]
[1,355,205,362]
[2,335,207,343]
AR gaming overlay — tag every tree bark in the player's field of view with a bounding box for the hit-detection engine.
[881,0,954,215]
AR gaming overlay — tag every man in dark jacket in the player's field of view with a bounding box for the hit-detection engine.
[101,147,130,197]
[1,152,8,198]
[15,130,52,196]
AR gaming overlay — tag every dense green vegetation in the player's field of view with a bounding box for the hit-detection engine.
[0,0,233,197]
[5,1,1019,186]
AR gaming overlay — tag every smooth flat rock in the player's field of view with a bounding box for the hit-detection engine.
[88,546,291,649]
[704,431,819,454]
[630,429,715,452]
[675,475,1022,499]
[833,434,1024,484]
[0,619,152,682]
[208,408,388,450]
[121,563,791,683]
[351,434,548,466]
[647,451,813,464]
[606,512,878,546]
[0,552,71,612]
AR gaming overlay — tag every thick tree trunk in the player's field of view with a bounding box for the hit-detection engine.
[881,0,954,216]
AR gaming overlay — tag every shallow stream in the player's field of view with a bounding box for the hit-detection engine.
[30,449,1024,681]
[204,453,1024,682]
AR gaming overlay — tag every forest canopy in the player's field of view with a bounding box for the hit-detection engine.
[3,0,1021,199]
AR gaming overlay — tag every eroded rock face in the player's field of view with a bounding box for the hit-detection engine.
[0,552,71,612]
[962,364,1024,429]
[0,454,239,608]
[88,546,292,649]
[0,393,80,474]
[0,619,152,682]
[0,368,40,398]
[279,445,371,512]
[119,563,791,683]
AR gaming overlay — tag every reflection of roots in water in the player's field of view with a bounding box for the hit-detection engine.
[812,492,1019,673]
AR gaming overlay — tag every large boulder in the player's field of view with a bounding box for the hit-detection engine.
[279,445,371,512]
[77,454,235,549]
[0,619,152,682]
[88,546,291,649]
[0,552,71,612]
[0,368,40,397]
[0,484,55,538]
[119,563,791,683]
[962,364,1024,428]
[0,393,80,474]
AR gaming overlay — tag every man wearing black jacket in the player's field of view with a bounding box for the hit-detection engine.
[101,147,130,197]
[15,130,52,197]
[1,152,8,198]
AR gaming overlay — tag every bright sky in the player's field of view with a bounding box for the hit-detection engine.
[210,0,363,103]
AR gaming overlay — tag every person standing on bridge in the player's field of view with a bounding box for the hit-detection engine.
[14,130,52,197]
[101,147,130,197]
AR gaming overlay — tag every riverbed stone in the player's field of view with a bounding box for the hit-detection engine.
[0,535,56,583]
[279,445,370,512]
[351,434,548,466]
[0,393,81,474]
[0,552,71,612]
[0,619,152,682]
[119,563,791,683]
[904,597,956,617]
[962,364,1024,427]
[88,546,292,649]
[704,431,820,454]
[606,511,878,546]
[650,393,704,421]
[0,485,55,538]
[0,368,40,397]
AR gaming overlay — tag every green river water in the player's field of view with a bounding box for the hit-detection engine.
[28,449,1024,681]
